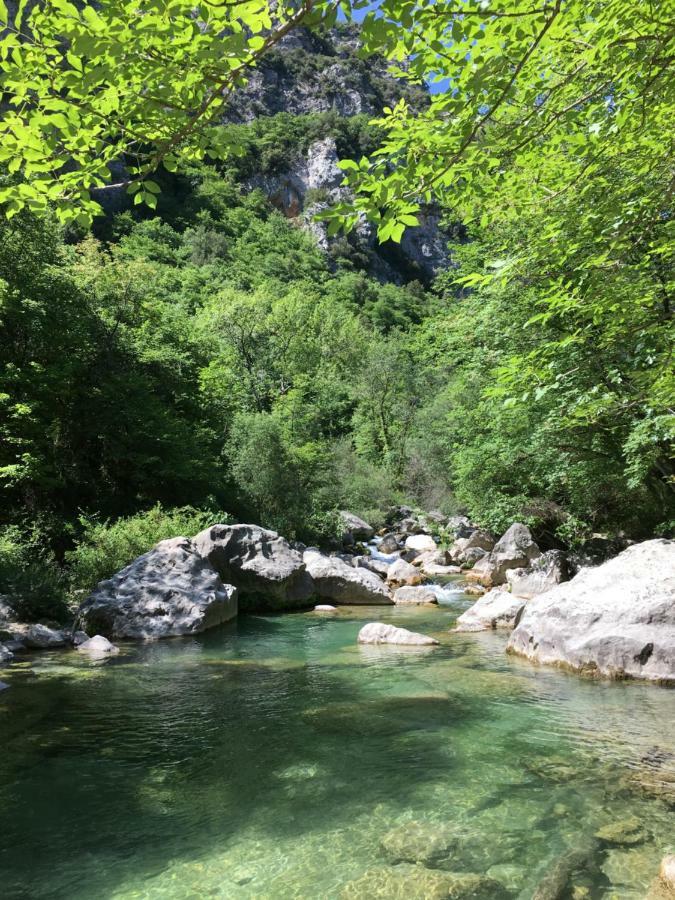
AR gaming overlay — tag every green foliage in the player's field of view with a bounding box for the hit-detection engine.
[66,504,229,594]
[0,0,342,225]
[0,526,69,623]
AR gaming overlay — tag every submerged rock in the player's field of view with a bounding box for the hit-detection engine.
[304,549,392,605]
[393,586,438,605]
[194,523,314,610]
[454,588,526,632]
[595,816,647,846]
[341,865,505,899]
[466,523,540,586]
[507,539,675,682]
[380,820,459,866]
[358,622,439,645]
[77,635,120,656]
[78,537,238,640]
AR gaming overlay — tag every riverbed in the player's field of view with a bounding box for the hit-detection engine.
[1,585,673,898]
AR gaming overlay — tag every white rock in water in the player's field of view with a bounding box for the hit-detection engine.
[405,534,437,554]
[393,586,438,605]
[507,539,675,682]
[314,604,337,612]
[358,622,439,645]
[77,635,120,655]
[454,588,526,632]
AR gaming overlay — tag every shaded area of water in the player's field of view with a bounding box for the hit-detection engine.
[0,594,673,899]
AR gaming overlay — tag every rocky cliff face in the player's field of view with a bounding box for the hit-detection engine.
[225,25,429,122]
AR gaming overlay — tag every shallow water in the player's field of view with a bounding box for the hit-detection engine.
[1,588,673,899]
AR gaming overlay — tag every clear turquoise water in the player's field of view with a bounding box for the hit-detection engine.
[1,587,673,899]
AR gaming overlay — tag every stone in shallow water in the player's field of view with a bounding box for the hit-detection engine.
[340,864,506,899]
[393,586,438,605]
[595,816,647,846]
[314,604,337,611]
[380,820,460,866]
[77,635,120,656]
[358,622,439,645]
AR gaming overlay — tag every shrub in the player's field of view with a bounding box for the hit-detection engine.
[0,526,70,624]
[66,504,230,594]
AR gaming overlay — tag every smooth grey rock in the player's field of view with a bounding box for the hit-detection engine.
[304,550,393,605]
[78,537,238,640]
[412,548,451,567]
[466,523,540,586]
[404,534,437,554]
[454,589,526,632]
[77,635,119,656]
[23,624,69,649]
[339,511,374,542]
[386,558,425,588]
[393,586,438,605]
[194,523,314,610]
[0,680,9,691]
[358,622,439,645]
[507,539,675,682]
[507,550,569,599]
[0,644,13,664]
[2,639,24,653]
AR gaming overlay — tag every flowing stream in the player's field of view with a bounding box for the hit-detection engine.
[1,582,673,899]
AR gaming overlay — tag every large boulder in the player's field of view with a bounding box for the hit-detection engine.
[78,537,238,640]
[507,550,569,599]
[386,558,425,588]
[454,588,526,632]
[507,539,675,682]
[339,511,374,542]
[303,550,392,605]
[358,622,439,645]
[194,523,314,610]
[466,523,540,586]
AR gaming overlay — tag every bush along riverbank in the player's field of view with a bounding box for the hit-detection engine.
[2,507,673,685]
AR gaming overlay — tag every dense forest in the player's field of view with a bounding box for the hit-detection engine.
[0,11,673,624]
